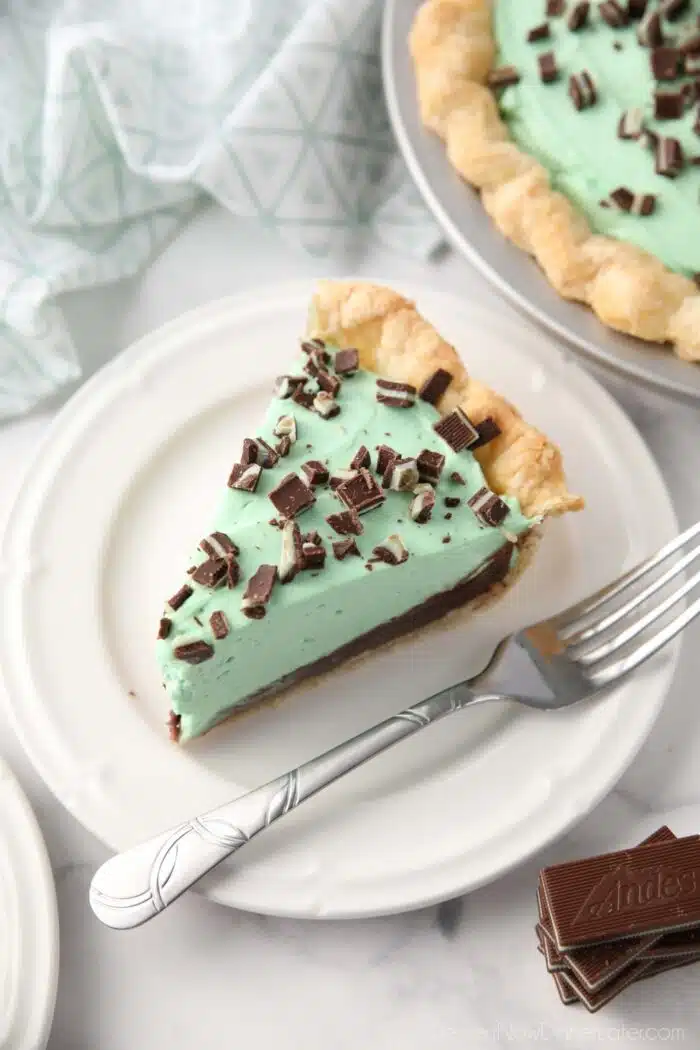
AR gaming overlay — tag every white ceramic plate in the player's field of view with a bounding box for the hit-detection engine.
[0,281,679,919]
[0,758,58,1049]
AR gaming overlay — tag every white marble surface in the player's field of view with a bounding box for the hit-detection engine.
[3,205,700,1047]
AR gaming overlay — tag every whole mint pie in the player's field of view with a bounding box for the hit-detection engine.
[157,281,581,742]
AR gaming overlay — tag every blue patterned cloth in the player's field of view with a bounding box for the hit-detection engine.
[0,0,439,418]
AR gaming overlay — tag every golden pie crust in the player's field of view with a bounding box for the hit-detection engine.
[410,0,700,362]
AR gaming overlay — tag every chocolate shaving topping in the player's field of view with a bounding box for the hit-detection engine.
[637,8,663,46]
[568,70,597,109]
[191,558,228,588]
[167,584,193,610]
[410,485,436,523]
[387,458,420,492]
[662,0,689,21]
[627,0,647,16]
[301,460,329,486]
[567,1,590,29]
[350,445,371,470]
[278,520,304,583]
[273,414,297,443]
[651,46,680,80]
[528,22,551,41]
[599,0,628,27]
[655,88,684,118]
[444,512,452,521]
[316,370,341,397]
[547,0,565,14]
[274,375,305,399]
[313,390,340,419]
[468,487,510,527]
[173,640,214,664]
[471,417,502,449]
[269,472,316,517]
[330,468,359,490]
[209,611,230,640]
[376,378,417,408]
[442,535,451,544]
[418,367,453,405]
[655,135,684,176]
[416,448,446,484]
[445,496,461,508]
[433,407,479,452]
[158,617,172,639]
[241,564,277,619]
[336,468,385,515]
[200,531,238,559]
[291,384,314,409]
[450,471,466,485]
[538,51,559,82]
[228,462,262,492]
[372,534,409,566]
[376,444,398,476]
[333,538,361,560]
[302,542,326,569]
[487,65,521,89]
[333,347,359,375]
[326,509,363,535]
[618,106,644,138]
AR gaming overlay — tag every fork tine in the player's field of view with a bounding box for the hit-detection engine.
[589,592,700,688]
[555,519,700,638]
[562,541,700,646]
[572,563,700,667]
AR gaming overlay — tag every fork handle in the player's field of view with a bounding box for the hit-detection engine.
[90,682,492,929]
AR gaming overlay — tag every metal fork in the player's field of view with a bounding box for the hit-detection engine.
[89,521,700,930]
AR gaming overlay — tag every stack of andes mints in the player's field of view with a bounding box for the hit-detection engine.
[536,826,700,1012]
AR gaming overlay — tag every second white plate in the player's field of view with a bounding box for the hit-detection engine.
[0,280,678,918]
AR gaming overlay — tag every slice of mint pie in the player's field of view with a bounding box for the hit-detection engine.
[157,282,582,742]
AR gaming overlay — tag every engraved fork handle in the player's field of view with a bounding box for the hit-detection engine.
[90,683,498,929]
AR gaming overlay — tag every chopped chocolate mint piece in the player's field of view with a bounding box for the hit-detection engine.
[210,611,230,640]
[450,471,466,485]
[387,458,420,492]
[618,107,644,138]
[241,564,277,619]
[637,8,663,46]
[538,51,559,82]
[376,378,417,408]
[228,462,262,492]
[200,531,238,559]
[444,512,453,521]
[300,336,326,353]
[445,496,461,508]
[313,390,340,419]
[346,445,369,471]
[255,437,279,469]
[442,535,451,544]
[609,186,635,211]
[661,0,688,21]
[681,31,700,55]
[434,407,479,452]
[326,509,363,535]
[626,0,647,16]
[694,273,700,289]
[241,438,259,465]
[167,584,193,610]
[301,460,329,486]
[334,347,359,375]
[316,370,341,397]
[278,520,304,583]
[376,444,399,476]
[191,557,228,588]
[546,0,565,14]
[273,414,297,443]
[291,384,314,410]
[330,468,359,490]
[487,65,521,89]
[599,0,628,27]
[409,486,436,523]
[416,448,446,484]
[418,368,453,406]
[567,1,590,29]
[631,193,657,215]
[158,617,172,639]
[468,487,510,526]
[303,351,326,380]
[337,468,385,514]
[655,135,684,176]
[528,22,551,41]
[333,538,361,560]
[372,534,408,566]
[225,557,241,589]
[173,640,214,664]
[651,46,680,80]
[303,529,322,546]
[274,375,306,399]
[276,435,291,457]
[167,710,181,742]
[302,541,326,569]
[268,472,316,518]
[655,88,684,118]
[472,417,502,449]
[568,70,597,109]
